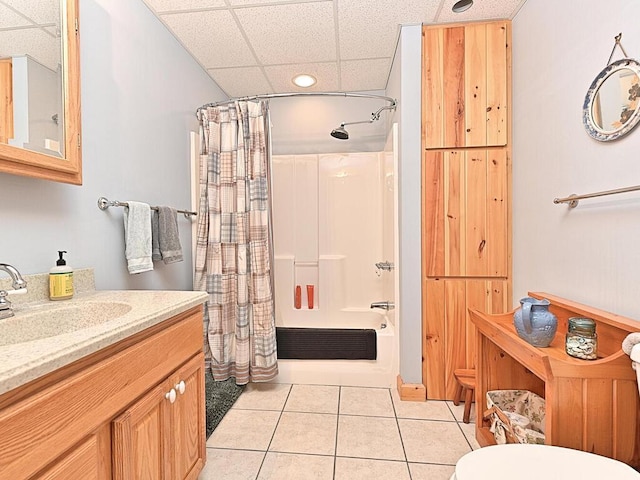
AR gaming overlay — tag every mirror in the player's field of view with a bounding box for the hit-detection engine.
[583,58,640,142]
[0,0,81,184]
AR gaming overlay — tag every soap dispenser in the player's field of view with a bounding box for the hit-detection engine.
[49,250,74,300]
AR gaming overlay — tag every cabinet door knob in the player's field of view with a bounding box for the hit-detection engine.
[175,380,186,395]
[165,388,177,404]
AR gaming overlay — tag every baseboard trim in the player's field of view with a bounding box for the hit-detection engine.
[396,375,426,401]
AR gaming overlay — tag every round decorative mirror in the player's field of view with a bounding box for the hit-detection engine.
[583,58,640,141]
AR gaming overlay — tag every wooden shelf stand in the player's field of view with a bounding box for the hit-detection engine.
[470,292,640,467]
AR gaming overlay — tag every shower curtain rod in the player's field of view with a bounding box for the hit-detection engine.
[196,92,397,116]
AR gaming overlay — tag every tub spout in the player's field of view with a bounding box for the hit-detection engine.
[370,301,395,311]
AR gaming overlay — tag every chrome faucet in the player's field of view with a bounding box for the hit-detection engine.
[375,261,394,272]
[370,301,395,311]
[0,264,28,320]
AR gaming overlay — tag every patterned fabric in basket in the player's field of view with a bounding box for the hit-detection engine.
[486,390,546,445]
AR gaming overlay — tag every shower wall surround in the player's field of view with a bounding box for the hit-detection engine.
[272,152,386,323]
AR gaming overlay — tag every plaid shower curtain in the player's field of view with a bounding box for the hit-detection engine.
[195,100,278,384]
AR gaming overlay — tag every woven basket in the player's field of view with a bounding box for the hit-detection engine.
[484,389,546,445]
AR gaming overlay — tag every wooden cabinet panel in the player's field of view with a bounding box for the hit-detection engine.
[423,21,508,149]
[34,425,110,480]
[423,149,508,278]
[423,278,509,399]
[112,353,205,480]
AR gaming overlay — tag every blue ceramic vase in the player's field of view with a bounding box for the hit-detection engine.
[513,297,558,347]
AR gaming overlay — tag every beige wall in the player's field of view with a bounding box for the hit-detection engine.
[512,1,640,321]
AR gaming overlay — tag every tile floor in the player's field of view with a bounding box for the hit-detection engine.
[199,383,480,480]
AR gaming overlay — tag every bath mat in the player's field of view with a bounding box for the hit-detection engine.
[276,327,377,360]
[205,371,244,438]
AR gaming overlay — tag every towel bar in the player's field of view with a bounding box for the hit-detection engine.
[97,197,197,217]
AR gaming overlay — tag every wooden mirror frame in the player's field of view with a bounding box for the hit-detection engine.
[0,0,82,185]
[583,58,640,142]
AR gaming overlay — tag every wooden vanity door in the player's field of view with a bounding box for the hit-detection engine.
[112,382,173,480]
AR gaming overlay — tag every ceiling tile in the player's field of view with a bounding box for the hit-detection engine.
[0,3,32,29]
[161,10,257,68]
[0,28,60,70]
[264,62,339,92]
[338,0,439,59]
[2,0,59,25]
[207,66,273,97]
[234,2,336,64]
[436,0,526,22]
[143,0,226,13]
[228,0,318,4]
[340,58,391,92]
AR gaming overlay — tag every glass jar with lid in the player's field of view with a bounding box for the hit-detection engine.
[565,317,597,360]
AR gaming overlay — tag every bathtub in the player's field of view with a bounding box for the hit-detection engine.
[273,309,397,388]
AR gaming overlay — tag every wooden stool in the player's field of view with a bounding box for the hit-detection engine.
[453,368,476,424]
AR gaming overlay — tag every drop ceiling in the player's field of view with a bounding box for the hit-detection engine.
[143,0,528,98]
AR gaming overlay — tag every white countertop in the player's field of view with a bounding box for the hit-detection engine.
[0,289,208,395]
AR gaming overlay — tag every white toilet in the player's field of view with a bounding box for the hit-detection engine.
[451,342,640,479]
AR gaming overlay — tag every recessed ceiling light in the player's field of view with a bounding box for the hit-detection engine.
[452,0,473,13]
[292,74,317,88]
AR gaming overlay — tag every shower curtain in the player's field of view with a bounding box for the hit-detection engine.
[195,100,278,384]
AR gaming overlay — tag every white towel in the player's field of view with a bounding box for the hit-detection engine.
[622,332,640,355]
[123,201,153,274]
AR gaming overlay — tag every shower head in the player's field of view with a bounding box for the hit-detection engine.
[331,125,349,140]
[330,101,397,140]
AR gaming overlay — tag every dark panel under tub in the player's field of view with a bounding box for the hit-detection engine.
[276,327,377,360]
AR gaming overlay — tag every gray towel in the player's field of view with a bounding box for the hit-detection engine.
[157,206,183,264]
[123,201,153,274]
[151,210,162,262]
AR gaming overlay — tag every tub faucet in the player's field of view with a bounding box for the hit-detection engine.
[370,301,395,311]
[0,263,28,320]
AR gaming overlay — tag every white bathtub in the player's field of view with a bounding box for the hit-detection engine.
[273,309,397,388]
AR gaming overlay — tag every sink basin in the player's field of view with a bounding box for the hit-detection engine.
[0,301,133,346]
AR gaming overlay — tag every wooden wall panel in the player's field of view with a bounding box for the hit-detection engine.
[444,280,467,398]
[423,151,445,277]
[423,28,444,149]
[464,23,487,147]
[443,27,465,148]
[487,149,508,276]
[423,279,447,399]
[486,22,508,146]
[444,151,465,276]
[613,380,640,464]
[584,378,614,457]
[465,151,488,276]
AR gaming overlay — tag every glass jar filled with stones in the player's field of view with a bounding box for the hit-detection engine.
[565,317,598,360]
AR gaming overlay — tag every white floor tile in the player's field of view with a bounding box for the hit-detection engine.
[459,422,481,450]
[198,448,265,480]
[339,386,394,417]
[284,384,340,414]
[409,462,456,480]
[447,400,477,423]
[258,452,334,480]
[232,383,292,411]
[334,457,411,480]
[336,415,405,461]
[207,409,281,451]
[392,389,456,421]
[398,418,471,464]
[269,412,337,455]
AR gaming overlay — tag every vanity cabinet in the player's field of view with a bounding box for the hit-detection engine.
[422,20,509,149]
[0,306,205,480]
[471,293,640,467]
[112,353,204,480]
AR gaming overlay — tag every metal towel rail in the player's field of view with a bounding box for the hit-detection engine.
[97,196,197,217]
[553,185,640,208]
